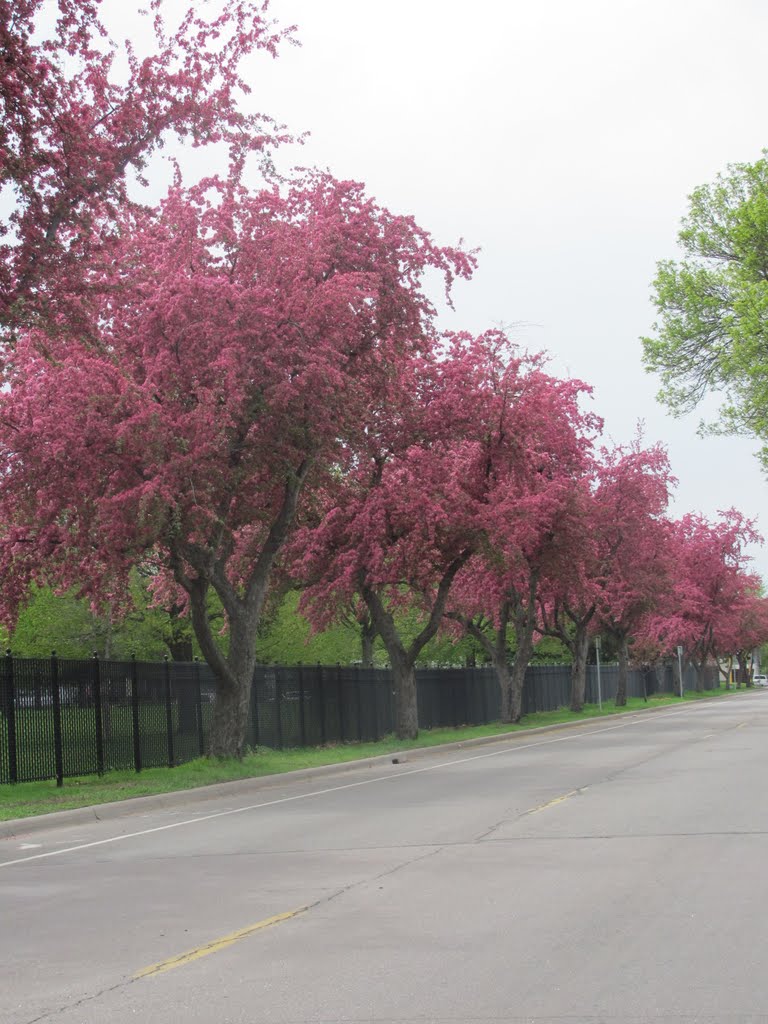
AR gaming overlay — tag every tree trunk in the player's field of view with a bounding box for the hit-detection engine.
[738,651,750,688]
[615,635,629,707]
[207,680,252,758]
[505,622,536,729]
[508,656,527,723]
[692,658,706,692]
[492,653,513,723]
[569,627,589,712]
[654,662,665,694]
[173,460,311,760]
[462,603,512,724]
[360,619,376,669]
[390,650,419,740]
[507,628,535,724]
[361,552,471,741]
[167,637,194,662]
[505,580,538,724]
[204,617,259,759]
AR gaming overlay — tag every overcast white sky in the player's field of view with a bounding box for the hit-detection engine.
[118,0,768,578]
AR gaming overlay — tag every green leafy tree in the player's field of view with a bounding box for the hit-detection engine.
[254,591,484,667]
[5,585,164,660]
[255,591,366,666]
[642,152,768,462]
[4,576,218,662]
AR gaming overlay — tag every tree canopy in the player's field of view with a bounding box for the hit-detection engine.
[0,0,290,338]
[642,152,768,464]
[0,173,473,754]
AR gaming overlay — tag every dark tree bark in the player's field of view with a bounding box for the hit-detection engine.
[691,657,707,692]
[360,616,377,669]
[167,637,194,662]
[458,603,512,723]
[457,575,540,725]
[362,553,470,740]
[506,573,540,724]
[172,462,310,759]
[537,599,595,714]
[738,651,752,688]
[569,626,590,713]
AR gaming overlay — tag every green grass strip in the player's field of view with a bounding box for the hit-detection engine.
[0,687,743,821]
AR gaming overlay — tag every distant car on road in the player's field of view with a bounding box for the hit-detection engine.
[752,674,768,686]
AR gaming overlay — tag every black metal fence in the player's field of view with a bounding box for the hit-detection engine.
[0,653,719,785]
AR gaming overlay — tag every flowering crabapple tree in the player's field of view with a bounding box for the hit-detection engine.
[536,478,600,713]
[0,173,474,758]
[591,440,676,706]
[714,589,768,687]
[0,0,291,338]
[294,338,504,740]
[645,511,765,690]
[447,344,599,723]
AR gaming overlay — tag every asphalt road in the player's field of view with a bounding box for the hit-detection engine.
[3,693,768,1024]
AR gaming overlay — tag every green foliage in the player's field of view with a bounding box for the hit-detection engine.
[6,581,195,661]
[255,591,368,665]
[530,635,570,664]
[5,585,154,660]
[5,585,570,667]
[254,591,485,666]
[642,152,768,464]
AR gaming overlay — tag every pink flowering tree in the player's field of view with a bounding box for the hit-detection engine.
[645,511,764,690]
[294,339,495,740]
[447,347,599,722]
[536,478,601,712]
[591,440,676,706]
[537,441,674,711]
[1,0,291,337]
[728,592,768,685]
[0,174,473,757]
[711,588,768,686]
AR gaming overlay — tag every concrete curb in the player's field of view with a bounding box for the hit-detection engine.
[0,691,752,840]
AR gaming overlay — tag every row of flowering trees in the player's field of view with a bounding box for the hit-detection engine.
[294,390,768,736]
[1,1,766,758]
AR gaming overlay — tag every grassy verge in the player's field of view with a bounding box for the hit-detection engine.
[0,687,741,821]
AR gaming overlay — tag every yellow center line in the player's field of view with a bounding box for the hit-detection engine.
[133,906,308,980]
[524,788,584,816]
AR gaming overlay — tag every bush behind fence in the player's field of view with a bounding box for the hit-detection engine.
[0,654,717,785]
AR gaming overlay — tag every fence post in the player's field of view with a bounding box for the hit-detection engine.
[163,656,175,768]
[275,669,284,750]
[298,662,306,747]
[317,664,326,746]
[130,654,142,773]
[336,663,344,742]
[355,664,363,742]
[251,667,260,748]
[92,653,105,777]
[194,658,205,757]
[479,669,488,725]
[51,651,64,788]
[4,649,17,784]
[370,668,379,741]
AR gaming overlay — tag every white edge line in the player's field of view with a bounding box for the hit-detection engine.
[0,701,725,869]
